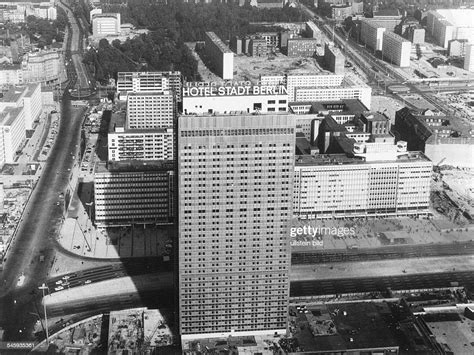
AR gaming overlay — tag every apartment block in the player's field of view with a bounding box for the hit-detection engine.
[324,43,345,74]
[204,32,234,80]
[381,31,411,67]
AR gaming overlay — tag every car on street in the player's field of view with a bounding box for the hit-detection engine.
[55,286,64,291]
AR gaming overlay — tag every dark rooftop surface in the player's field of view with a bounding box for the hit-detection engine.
[290,302,399,353]
[295,150,430,166]
[96,160,174,173]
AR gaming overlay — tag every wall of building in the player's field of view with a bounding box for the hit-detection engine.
[205,32,234,80]
[94,169,175,226]
[108,130,174,161]
[293,158,432,217]
[382,31,411,67]
[126,92,174,129]
[178,113,294,340]
[294,86,372,109]
[182,92,288,114]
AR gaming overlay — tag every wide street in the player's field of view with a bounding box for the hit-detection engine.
[0,97,86,340]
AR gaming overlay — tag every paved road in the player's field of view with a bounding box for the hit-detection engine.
[57,0,91,94]
[0,97,86,340]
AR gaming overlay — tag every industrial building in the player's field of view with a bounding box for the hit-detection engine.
[94,161,175,226]
[91,13,121,37]
[287,38,319,57]
[381,31,411,67]
[178,113,295,342]
[324,43,344,74]
[116,71,182,101]
[204,32,234,80]
[426,9,474,48]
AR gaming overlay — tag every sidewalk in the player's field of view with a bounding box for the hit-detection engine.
[57,187,174,260]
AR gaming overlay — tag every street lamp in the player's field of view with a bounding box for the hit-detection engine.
[38,283,49,344]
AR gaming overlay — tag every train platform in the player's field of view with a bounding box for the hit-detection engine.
[290,255,474,281]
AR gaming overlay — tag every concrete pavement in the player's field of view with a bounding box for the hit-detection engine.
[290,255,474,281]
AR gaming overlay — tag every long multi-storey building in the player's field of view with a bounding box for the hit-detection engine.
[260,74,345,102]
[116,71,182,101]
[381,31,411,67]
[108,112,174,161]
[427,9,474,48]
[360,19,386,51]
[204,32,234,80]
[178,113,295,343]
[94,161,175,226]
[0,83,42,130]
[293,151,432,218]
[0,107,25,164]
[324,43,344,74]
[126,92,174,129]
[294,85,371,109]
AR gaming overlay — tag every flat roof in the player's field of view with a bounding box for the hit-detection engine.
[0,106,22,126]
[291,302,399,353]
[95,160,174,173]
[295,151,430,166]
[0,86,25,103]
[205,31,232,53]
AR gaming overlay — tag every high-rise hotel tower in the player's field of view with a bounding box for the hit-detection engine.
[178,113,295,341]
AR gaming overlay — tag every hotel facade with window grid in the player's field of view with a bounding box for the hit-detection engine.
[178,113,295,342]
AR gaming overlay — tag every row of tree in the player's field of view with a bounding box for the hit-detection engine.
[83,1,307,83]
[82,32,199,83]
[102,1,306,41]
[23,7,68,48]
